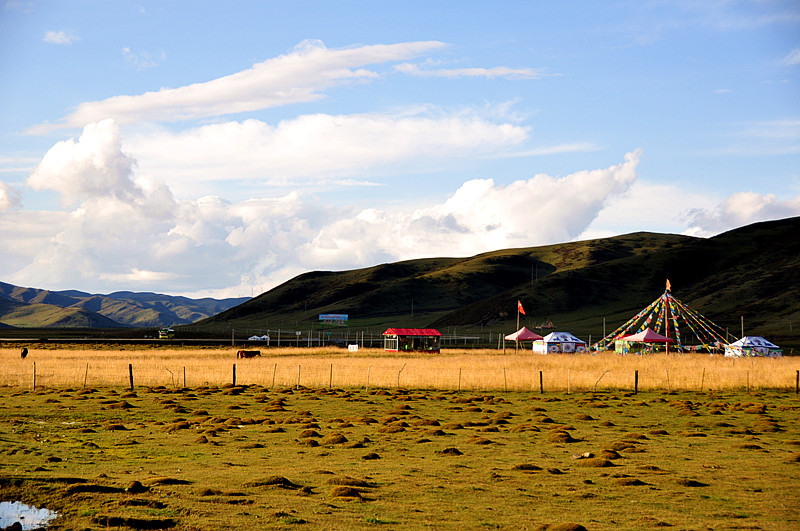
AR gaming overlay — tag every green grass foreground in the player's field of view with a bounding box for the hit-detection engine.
[1,385,798,530]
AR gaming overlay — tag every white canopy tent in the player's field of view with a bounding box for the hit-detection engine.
[724,336,782,358]
[533,332,587,354]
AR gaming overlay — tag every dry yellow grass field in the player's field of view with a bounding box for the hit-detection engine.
[2,346,799,392]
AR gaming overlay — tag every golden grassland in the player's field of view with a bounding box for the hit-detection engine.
[2,346,799,392]
[1,382,799,529]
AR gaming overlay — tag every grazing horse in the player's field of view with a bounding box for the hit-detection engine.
[20,347,28,359]
[236,350,261,359]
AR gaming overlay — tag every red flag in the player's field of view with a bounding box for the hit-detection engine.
[517,300,525,315]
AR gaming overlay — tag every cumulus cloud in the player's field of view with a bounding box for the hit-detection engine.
[30,40,446,133]
[126,110,529,184]
[27,119,142,205]
[43,30,79,45]
[298,150,641,269]
[5,121,643,296]
[395,62,545,79]
[682,191,800,236]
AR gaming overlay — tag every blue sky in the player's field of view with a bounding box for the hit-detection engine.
[1,1,798,298]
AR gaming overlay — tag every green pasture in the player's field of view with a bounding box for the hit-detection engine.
[1,384,798,530]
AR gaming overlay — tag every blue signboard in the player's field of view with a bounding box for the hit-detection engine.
[319,314,348,323]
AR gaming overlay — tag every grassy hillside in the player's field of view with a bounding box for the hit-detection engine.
[199,217,800,347]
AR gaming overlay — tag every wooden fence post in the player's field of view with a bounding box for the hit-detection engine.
[634,370,639,394]
[796,370,799,394]
[33,362,36,390]
[233,364,236,386]
[539,370,543,394]
[128,363,134,391]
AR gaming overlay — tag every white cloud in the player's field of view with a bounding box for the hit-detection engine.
[782,48,800,66]
[27,119,141,205]
[12,119,800,299]
[395,62,545,79]
[30,40,446,133]
[298,151,642,270]
[125,111,529,185]
[121,46,165,70]
[579,181,714,240]
[0,181,20,211]
[4,123,642,296]
[682,191,800,236]
[43,30,79,45]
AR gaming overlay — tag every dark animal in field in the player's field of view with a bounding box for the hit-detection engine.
[20,347,28,359]
[237,350,261,359]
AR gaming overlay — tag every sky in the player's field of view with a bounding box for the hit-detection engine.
[1,1,799,299]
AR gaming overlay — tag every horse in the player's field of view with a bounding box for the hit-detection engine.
[236,350,261,359]
[20,347,28,359]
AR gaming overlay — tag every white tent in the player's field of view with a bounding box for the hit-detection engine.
[248,334,270,342]
[533,332,587,354]
[724,336,782,358]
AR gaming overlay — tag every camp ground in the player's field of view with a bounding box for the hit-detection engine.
[725,336,783,358]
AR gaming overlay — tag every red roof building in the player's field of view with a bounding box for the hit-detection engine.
[383,328,442,353]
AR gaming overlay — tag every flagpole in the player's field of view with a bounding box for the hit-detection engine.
[516,307,520,354]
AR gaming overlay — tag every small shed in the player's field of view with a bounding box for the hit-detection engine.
[532,332,587,354]
[383,328,442,353]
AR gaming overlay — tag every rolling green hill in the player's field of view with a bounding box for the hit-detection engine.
[199,217,800,347]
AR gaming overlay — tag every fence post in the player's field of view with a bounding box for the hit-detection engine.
[128,363,134,391]
[33,361,36,390]
[183,366,186,388]
[84,363,89,388]
[634,370,639,394]
[504,367,507,392]
[796,370,799,394]
[700,368,705,392]
[329,363,333,390]
[233,364,236,386]
[539,370,543,394]
[272,363,277,388]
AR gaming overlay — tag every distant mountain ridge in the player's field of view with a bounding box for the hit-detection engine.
[0,283,249,328]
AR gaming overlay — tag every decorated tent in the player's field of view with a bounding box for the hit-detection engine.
[533,332,587,354]
[615,327,672,354]
[593,280,727,353]
[505,327,543,341]
[724,336,782,358]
